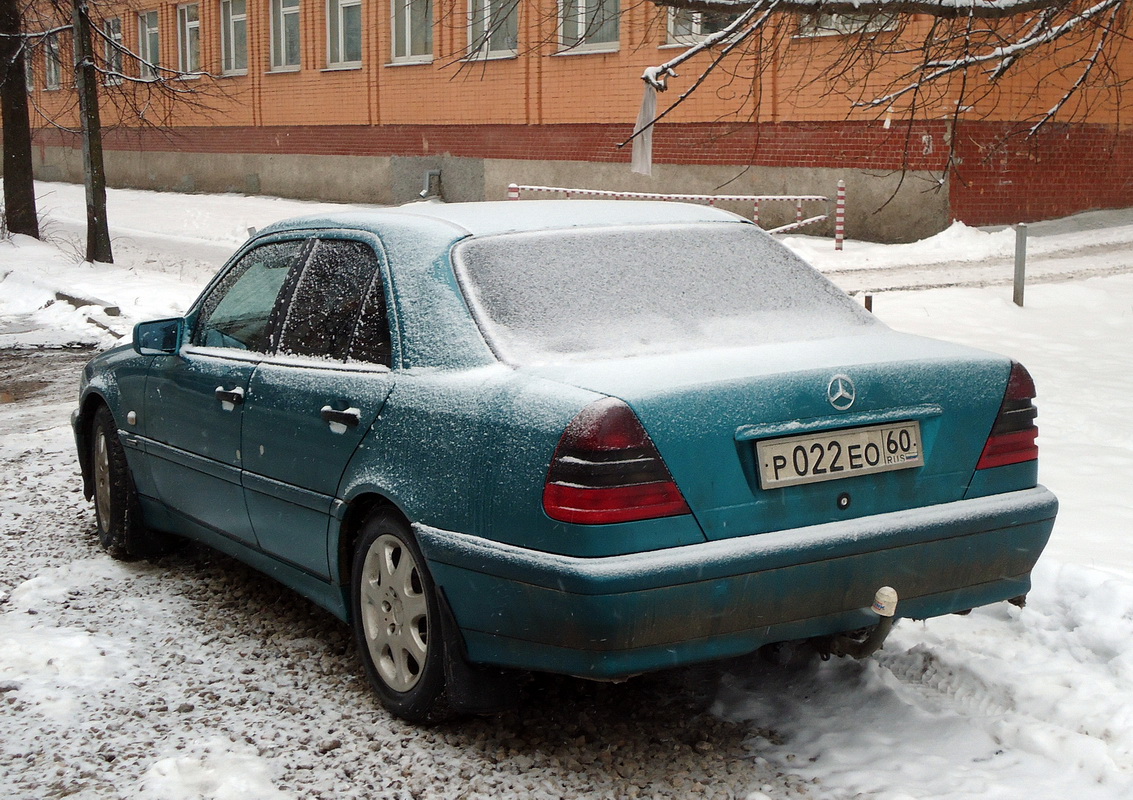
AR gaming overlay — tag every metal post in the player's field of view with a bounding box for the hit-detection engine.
[1014,223,1028,307]
[835,180,846,251]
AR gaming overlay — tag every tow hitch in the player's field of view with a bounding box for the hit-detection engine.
[819,586,900,660]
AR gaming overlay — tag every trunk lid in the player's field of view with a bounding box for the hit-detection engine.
[533,330,1011,540]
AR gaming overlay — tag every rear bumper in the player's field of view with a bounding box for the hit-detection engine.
[416,486,1057,678]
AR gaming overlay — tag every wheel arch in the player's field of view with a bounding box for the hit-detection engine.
[75,391,113,501]
[338,489,510,719]
[334,491,411,616]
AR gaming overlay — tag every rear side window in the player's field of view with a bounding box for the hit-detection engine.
[453,223,878,364]
[277,239,391,365]
[193,240,304,352]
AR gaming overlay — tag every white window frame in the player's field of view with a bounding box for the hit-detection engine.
[390,0,433,63]
[468,0,518,59]
[271,0,302,70]
[558,0,618,53]
[138,10,161,79]
[221,0,248,74]
[104,17,124,85]
[796,12,896,38]
[44,33,62,90]
[327,0,363,67]
[666,9,739,46]
[177,4,201,74]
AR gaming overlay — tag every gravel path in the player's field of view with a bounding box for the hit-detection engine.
[0,348,813,800]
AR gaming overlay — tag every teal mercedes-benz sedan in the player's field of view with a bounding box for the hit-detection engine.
[73,201,1057,722]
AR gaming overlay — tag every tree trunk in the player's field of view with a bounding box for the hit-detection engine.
[0,0,40,238]
[73,0,112,263]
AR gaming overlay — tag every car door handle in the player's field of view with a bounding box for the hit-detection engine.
[215,386,245,407]
[320,406,361,428]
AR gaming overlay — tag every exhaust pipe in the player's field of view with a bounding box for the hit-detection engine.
[821,586,899,660]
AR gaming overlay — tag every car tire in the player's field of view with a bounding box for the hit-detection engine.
[351,511,452,723]
[90,405,173,559]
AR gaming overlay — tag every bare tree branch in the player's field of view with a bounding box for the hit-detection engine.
[858,0,1121,109]
[653,0,1085,20]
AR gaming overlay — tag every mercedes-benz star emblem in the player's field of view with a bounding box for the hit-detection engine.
[827,374,856,411]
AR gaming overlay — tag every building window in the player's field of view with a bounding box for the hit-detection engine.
[177,4,201,73]
[391,0,432,62]
[560,0,618,52]
[469,0,517,58]
[271,0,302,69]
[104,17,123,84]
[44,33,62,89]
[221,0,248,74]
[138,10,160,78]
[328,0,362,66]
[667,9,739,45]
[797,13,895,38]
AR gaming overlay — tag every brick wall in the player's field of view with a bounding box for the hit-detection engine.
[951,122,1133,226]
[34,119,952,171]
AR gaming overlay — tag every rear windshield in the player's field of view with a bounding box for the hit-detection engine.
[453,222,878,364]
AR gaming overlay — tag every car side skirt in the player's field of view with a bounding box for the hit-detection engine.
[416,486,1057,679]
[137,495,350,623]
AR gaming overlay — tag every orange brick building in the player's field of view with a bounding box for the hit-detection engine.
[23,1,1133,241]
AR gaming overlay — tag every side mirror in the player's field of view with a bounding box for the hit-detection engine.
[133,318,183,355]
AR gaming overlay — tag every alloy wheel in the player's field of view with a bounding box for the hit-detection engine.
[359,533,429,692]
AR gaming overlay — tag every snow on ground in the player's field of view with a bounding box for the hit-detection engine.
[2,181,1133,799]
[785,209,1133,294]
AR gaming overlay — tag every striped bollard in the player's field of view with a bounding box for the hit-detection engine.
[835,180,846,251]
[796,200,803,226]
[507,184,520,200]
[753,200,761,227]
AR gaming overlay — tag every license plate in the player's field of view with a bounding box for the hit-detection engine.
[756,421,924,489]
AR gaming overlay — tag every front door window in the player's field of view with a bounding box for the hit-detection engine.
[194,240,305,351]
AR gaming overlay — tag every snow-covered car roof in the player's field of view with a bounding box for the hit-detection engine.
[256,199,748,239]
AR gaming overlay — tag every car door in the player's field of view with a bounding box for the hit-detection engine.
[143,238,308,545]
[241,236,395,579]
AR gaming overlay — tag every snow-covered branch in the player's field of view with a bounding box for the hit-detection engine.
[626,0,784,146]
[860,0,1122,108]
[642,3,764,89]
[1027,4,1122,133]
[637,0,1127,144]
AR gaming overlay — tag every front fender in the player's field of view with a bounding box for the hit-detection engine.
[73,345,155,500]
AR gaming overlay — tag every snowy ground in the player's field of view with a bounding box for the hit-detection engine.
[2,181,1133,799]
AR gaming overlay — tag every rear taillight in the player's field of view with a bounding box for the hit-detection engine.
[976,361,1039,470]
[543,397,691,524]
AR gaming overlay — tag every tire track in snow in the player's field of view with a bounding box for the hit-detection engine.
[826,253,1133,295]
[814,231,1133,295]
